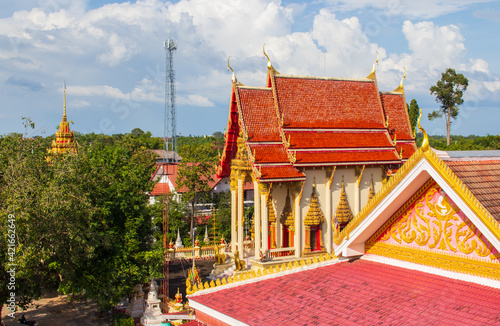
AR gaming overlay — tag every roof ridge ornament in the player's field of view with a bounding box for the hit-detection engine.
[393,67,406,93]
[417,107,429,151]
[227,56,237,84]
[263,43,272,68]
[366,51,379,80]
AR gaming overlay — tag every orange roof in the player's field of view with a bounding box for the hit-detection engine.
[217,65,415,182]
[273,76,386,129]
[152,163,220,194]
[150,182,170,196]
[238,87,281,142]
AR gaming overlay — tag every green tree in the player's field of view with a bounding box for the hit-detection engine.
[429,68,469,146]
[176,143,216,250]
[407,99,420,135]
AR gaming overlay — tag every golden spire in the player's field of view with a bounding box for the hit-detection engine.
[335,176,353,224]
[393,67,406,93]
[366,51,379,79]
[418,107,429,151]
[63,80,67,121]
[304,181,325,226]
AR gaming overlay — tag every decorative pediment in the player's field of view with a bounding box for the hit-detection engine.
[304,182,325,226]
[335,176,353,226]
[280,189,294,231]
[268,193,276,223]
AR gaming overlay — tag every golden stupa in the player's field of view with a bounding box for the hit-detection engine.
[48,82,78,156]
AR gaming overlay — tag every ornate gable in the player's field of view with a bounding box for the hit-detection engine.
[366,179,500,279]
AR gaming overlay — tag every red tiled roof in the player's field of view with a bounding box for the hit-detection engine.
[153,163,220,193]
[396,141,418,160]
[295,150,401,165]
[380,93,415,141]
[445,159,500,220]
[274,76,386,129]
[238,87,281,142]
[260,165,305,181]
[217,89,240,178]
[150,182,170,196]
[248,144,289,163]
[190,259,500,325]
[286,130,394,149]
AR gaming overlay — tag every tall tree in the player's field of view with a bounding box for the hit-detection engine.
[429,68,469,146]
[407,99,420,135]
[176,143,216,248]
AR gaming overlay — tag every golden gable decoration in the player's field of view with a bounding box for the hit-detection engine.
[335,176,353,227]
[280,189,294,232]
[304,182,325,226]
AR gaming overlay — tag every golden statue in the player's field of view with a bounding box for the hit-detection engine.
[185,267,201,295]
[174,288,182,304]
[233,245,246,271]
[214,244,226,265]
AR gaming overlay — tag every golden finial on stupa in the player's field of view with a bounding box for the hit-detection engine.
[366,51,379,80]
[393,67,406,93]
[418,107,429,152]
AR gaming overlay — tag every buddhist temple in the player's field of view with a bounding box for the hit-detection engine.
[182,52,500,325]
[48,83,78,155]
[186,120,500,325]
[217,50,416,258]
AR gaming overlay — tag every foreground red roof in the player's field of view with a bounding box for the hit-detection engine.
[190,259,500,325]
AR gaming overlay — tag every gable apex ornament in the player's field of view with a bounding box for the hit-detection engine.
[366,51,379,80]
[393,67,406,93]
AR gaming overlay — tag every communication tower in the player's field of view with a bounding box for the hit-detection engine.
[164,39,177,162]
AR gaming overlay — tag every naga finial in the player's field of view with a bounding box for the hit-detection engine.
[393,67,406,93]
[263,43,272,68]
[227,56,237,83]
[417,107,429,152]
[366,51,379,79]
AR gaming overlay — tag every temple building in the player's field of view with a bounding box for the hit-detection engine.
[47,84,78,155]
[217,52,416,258]
[187,127,500,325]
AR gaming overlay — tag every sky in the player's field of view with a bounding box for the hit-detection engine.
[1,0,500,138]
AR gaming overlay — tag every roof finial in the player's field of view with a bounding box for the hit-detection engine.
[366,51,379,79]
[393,67,406,93]
[63,80,67,121]
[227,56,237,84]
[263,43,272,68]
[417,107,429,151]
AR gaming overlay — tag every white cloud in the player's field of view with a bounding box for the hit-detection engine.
[178,94,215,107]
[70,84,163,103]
[69,99,90,108]
[321,0,496,19]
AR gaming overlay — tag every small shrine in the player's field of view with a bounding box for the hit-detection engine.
[126,284,144,318]
[140,280,164,326]
[174,229,183,249]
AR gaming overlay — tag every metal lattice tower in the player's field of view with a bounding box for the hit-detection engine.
[164,39,177,162]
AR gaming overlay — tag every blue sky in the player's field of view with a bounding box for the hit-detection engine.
[1,0,499,137]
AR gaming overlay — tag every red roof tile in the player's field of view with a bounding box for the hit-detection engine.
[380,93,415,141]
[248,144,289,164]
[295,150,401,165]
[153,163,220,193]
[260,165,305,181]
[445,159,500,220]
[286,130,394,149]
[190,259,500,325]
[217,89,240,178]
[150,182,170,196]
[238,87,281,142]
[274,76,386,129]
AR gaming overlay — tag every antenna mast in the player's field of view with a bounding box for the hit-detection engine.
[164,39,177,162]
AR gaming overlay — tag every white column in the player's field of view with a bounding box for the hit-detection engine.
[231,188,237,252]
[325,181,332,254]
[253,180,261,259]
[294,191,302,258]
[237,177,244,255]
[261,192,269,251]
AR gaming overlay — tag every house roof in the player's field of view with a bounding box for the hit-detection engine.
[217,63,415,181]
[189,258,500,325]
[150,163,220,195]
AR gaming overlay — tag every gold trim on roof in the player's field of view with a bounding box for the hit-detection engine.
[334,144,500,246]
[263,43,272,68]
[417,107,429,152]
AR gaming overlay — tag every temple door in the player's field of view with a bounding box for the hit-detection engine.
[310,226,318,251]
[283,226,289,248]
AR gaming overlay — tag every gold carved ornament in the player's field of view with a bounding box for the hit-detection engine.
[280,189,295,232]
[304,182,325,226]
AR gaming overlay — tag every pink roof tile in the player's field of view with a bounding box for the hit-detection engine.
[190,259,500,325]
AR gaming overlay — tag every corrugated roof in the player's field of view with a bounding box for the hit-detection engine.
[190,259,500,325]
